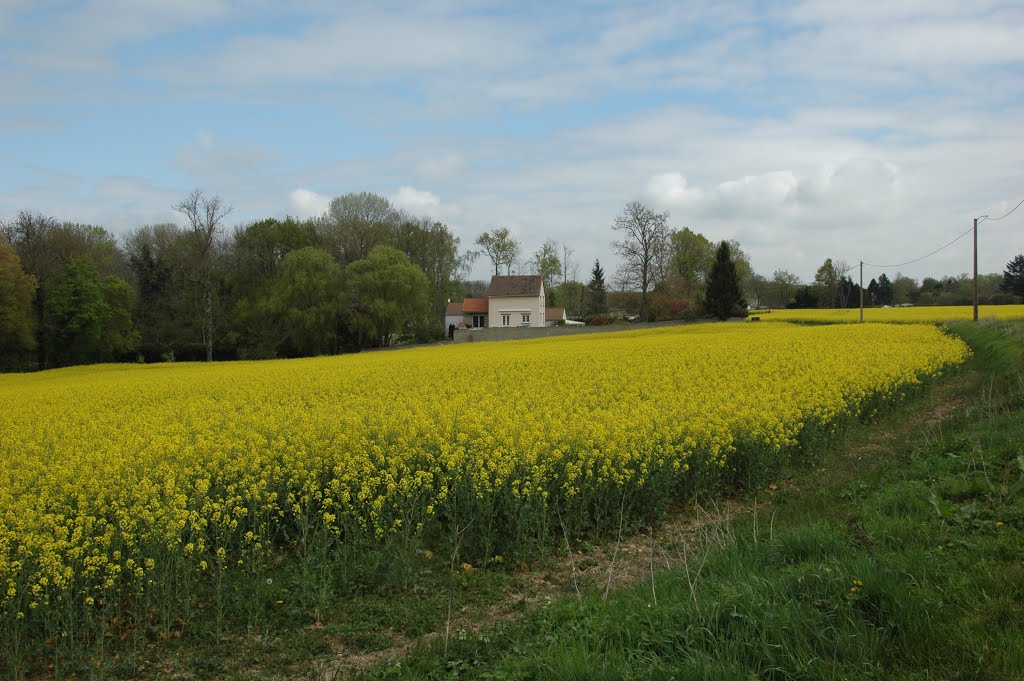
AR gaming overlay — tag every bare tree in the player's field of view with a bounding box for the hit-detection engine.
[610,201,669,320]
[770,268,801,307]
[560,242,578,284]
[834,258,854,308]
[319,192,401,264]
[174,190,232,362]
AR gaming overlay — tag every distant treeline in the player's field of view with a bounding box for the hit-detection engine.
[2,192,1021,372]
[0,192,472,371]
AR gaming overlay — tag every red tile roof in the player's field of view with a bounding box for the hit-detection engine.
[463,298,489,313]
[445,302,463,316]
[546,307,565,320]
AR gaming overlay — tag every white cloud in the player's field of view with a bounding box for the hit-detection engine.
[392,186,461,220]
[288,188,329,218]
[646,172,704,207]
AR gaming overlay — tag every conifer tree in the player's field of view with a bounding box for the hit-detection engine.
[586,259,607,315]
[1002,254,1024,298]
[703,241,746,320]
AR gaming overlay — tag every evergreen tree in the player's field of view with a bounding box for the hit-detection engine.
[1001,254,1024,298]
[586,259,607,315]
[703,241,746,320]
[876,273,894,306]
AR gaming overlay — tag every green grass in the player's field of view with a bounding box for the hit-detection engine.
[357,320,1024,680]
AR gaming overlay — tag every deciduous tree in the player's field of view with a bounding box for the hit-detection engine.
[174,190,232,362]
[610,201,669,320]
[0,241,38,368]
[319,192,400,265]
[265,247,345,356]
[347,246,431,348]
[769,269,801,307]
[531,239,561,300]
[668,227,713,299]
[475,228,520,276]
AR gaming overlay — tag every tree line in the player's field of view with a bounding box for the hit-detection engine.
[0,192,476,370]
[2,194,1022,371]
[603,201,1023,320]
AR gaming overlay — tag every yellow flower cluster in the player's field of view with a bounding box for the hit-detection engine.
[751,304,1024,324]
[0,323,968,626]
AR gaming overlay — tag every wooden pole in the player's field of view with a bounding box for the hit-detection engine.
[859,261,864,323]
[973,218,979,322]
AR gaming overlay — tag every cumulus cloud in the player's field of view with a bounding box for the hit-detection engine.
[288,188,330,218]
[391,186,461,219]
[645,172,703,207]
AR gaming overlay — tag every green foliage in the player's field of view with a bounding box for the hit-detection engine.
[768,268,801,307]
[875,273,894,305]
[347,245,432,347]
[394,218,468,324]
[552,280,586,317]
[46,258,138,365]
[586,259,607,315]
[0,241,38,368]
[1002,254,1024,298]
[668,227,713,299]
[226,218,323,357]
[125,223,201,362]
[475,227,520,276]
[702,241,746,320]
[532,239,562,297]
[320,192,402,264]
[101,274,141,356]
[265,247,345,356]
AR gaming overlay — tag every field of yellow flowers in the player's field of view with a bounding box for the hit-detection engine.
[750,304,1024,324]
[0,322,969,672]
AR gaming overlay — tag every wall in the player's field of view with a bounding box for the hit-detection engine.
[488,294,545,328]
[452,318,711,344]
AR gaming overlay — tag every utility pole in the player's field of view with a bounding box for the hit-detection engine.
[973,218,978,322]
[859,261,864,323]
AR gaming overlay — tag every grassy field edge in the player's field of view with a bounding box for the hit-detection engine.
[355,319,1024,680]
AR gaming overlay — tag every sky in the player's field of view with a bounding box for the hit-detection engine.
[1,0,1022,285]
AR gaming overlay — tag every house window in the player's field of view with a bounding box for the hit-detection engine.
[501,314,511,327]
[472,314,485,328]
[521,313,530,325]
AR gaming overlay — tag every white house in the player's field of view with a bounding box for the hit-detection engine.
[444,276,549,331]
[487,275,546,328]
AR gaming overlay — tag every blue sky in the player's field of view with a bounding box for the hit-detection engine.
[1,0,1022,284]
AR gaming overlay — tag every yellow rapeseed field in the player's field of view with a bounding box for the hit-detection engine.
[750,304,1024,324]
[0,322,969,657]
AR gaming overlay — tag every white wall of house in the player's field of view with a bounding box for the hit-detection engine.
[489,293,546,328]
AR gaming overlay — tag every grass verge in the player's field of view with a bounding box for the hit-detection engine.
[356,320,1024,680]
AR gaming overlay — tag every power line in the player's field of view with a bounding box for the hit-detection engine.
[862,196,1022,270]
[863,225,975,269]
[978,197,1024,224]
